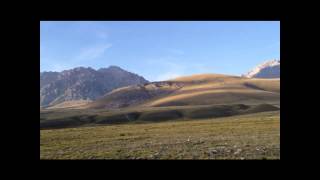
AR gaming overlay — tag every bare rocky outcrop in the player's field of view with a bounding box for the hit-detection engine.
[243,59,280,78]
[40,66,148,107]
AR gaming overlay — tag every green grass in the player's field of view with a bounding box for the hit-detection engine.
[40,111,280,160]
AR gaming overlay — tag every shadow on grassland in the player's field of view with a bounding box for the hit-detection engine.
[40,104,279,130]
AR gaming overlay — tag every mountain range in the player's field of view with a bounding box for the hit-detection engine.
[40,66,148,107]
[40,59,280,109]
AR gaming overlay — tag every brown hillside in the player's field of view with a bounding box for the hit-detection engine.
[85,74,280,109]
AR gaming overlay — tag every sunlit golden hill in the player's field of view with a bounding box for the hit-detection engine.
[85,73,280,109]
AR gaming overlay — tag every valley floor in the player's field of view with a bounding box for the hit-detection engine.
[40,111,280,160]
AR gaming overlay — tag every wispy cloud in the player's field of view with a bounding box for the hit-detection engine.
[70,21,110,40]
[76,44,112,61]
[41,43,113,72]
[155,72,183,81]
[41,57,72,72]
[146,56,215,81]
[146,57,183,81]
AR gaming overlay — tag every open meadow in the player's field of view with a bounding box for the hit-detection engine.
[40,110,280,159]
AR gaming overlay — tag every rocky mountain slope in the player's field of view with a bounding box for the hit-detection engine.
[243,59,280,78]
[40,66,148,107]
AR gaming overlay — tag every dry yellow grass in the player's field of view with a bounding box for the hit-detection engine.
[83,73,280,109]
[47,100,92,109]
[141,74,280,107]
[148,89,257,106]
[244,78,280,93]
[172,73,239,82]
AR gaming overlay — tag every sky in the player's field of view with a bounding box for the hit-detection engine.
[40,21,280,81]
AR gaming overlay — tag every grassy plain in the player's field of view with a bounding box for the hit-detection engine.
[40,111,280,159]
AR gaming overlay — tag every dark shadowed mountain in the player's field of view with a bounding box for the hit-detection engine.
[40,66,148,107]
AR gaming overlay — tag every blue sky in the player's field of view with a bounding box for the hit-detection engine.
[40,21,280,81]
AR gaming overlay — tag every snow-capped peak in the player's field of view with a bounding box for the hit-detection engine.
[243,59,280,78]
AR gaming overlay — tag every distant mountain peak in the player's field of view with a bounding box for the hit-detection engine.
[108,65,122,69]
[98,65,123,72]
[40,65,149,107]
[73,66,94,71]
[243,59,280,78]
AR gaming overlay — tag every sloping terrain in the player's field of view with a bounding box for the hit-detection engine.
[40,71,280,160]
[87,81,184,109]
[86,74,280,109]
[243,59,280,78]
[40,103,279,129]
[40,66,148,107]
[46,100,92,110]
